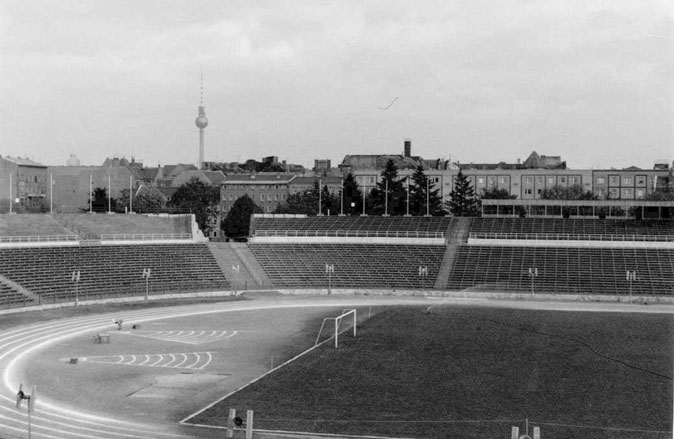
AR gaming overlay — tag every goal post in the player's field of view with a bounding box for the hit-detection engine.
[315,309,357,348]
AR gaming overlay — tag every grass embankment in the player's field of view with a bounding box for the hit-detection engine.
[190,306,673,439]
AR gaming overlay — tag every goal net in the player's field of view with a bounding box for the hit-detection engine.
[315,309,357,348]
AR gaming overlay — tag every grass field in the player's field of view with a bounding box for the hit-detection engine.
[188,305,673,439]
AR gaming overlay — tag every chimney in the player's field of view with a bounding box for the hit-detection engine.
[404,139,412,158]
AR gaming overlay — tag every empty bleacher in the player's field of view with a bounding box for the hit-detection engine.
[0,282,33,308]
[0,244,229,303]
[249,243,445,289]
[0,214,75,239]
[447,245,674,296]
[253,216,452,238]
[470,217,674,238]
[55,213,192,239]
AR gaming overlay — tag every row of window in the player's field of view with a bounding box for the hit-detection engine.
[221,193,287,202]
[223,184,285,190]
[595,175,648,186]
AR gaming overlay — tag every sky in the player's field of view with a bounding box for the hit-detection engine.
[1,0,672,170]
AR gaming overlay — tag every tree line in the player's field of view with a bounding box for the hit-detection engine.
[80,160,674,241]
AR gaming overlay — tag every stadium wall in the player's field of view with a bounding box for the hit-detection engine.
[250,236,446,245]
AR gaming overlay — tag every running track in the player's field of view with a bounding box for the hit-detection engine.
[1,295,671,439]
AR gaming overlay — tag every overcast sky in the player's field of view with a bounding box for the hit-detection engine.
[1,0,672,170]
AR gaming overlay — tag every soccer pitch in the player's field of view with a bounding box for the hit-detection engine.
[187,305,673,439]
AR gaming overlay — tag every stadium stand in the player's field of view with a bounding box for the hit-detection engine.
[447,245,674,295]
[0,214,75,238]
[0,282,33,308]
[0,244,229,303]
[253,215,453,238]
[55,213,192,240]
[470,218,674,238]
[248,243,445,289]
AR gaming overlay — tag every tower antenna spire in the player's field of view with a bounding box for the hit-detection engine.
[195,65,208,170]
[200,64,204,106]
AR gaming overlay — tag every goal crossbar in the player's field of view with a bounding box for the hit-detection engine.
[315,309,357,348]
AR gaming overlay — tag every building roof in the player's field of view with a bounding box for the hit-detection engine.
[223,172,297,184]
[339,154,422,171]
[291,176,343,185]
[203,170,226,185]
[2,156,47,167]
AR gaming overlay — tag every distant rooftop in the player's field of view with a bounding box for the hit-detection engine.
[1,156,46,167]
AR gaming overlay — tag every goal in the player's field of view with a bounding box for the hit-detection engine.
[315,309,357,348]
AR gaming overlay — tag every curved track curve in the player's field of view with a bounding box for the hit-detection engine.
[1,295,671,439]
[0,296,434,439]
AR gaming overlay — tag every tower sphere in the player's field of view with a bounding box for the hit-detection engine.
[195,105,208,128]
[195,115,208,129]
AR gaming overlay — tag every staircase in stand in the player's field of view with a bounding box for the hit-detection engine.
[434,217,473,289]
[207,242,272,290]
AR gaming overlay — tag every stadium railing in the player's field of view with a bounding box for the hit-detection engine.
[0,235,79,243]
[100,233,193,241]
[254,230,445,239]
[468,232,674,242]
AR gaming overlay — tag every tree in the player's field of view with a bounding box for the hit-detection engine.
[320,184,340,215]
[117,187,166,214]
[274,180,320,215]
[539,184,598,200]
[409,165,445,216]
[342,173,362,215]
[480,186,522,216]
[169,177,220,231]
[539,184,598,218]
[88,187,116,213]
[369,160,406,215]
[222,194,263,239]
[480,187,516,200]
[446,171,478,217]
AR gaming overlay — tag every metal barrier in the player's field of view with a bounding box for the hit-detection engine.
[468,232,674,242]
[0,235,78,243]
[254,230,445,239]
[100,233,193,241]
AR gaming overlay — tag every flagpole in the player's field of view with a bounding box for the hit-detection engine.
[129,175,133,213]
[50,173,53,214]
[89,174,92,213]
[406,176,410,216]
[108,175,111,213]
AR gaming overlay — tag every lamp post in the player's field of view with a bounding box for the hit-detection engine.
[142,268,151,301]
[626,270,636,299]
[318,178,322,216]
[405,176,410,216]
[71,270,80,306]
[232,264,240,295]
[339,177,344,216]
[383,179,389,216]
[426,178,430,217]
[326,264,335,295]
[419,265,428,294]
[528,267,538,296]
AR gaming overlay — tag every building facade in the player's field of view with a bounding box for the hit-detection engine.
[220,173,296,214]
[0,156,48,211]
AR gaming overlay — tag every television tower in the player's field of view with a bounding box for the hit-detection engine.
[195,66,208,170]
